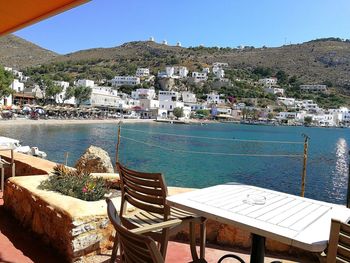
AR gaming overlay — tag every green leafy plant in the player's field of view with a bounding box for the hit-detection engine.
[38,164,108,201]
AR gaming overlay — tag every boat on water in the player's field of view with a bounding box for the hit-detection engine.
[0,136,47,158]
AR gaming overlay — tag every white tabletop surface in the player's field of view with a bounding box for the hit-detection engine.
[167,182,350,252]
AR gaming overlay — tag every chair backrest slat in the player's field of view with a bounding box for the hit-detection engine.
[106,198,164,263]
[340,233,350,249]
[123,176,164,196]
[126,186,164,205]
[123,172,162,188]
[125,195,165,214]
[338,245,350,261]
[327,219,350,263]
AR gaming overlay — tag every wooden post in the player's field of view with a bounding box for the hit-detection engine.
[64,152,69,166]
[300,134,309,197]
[347,150,350,208]
[116,122,121,167]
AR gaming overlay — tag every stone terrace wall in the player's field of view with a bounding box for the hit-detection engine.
[4,176,118,262]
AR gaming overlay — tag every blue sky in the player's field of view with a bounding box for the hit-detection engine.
[14,0,350,54]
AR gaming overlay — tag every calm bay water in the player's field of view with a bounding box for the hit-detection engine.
[0,122,349,204]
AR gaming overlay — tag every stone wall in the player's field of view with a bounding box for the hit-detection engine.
[4,176,120,262]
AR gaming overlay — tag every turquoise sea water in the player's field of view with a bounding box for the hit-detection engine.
[0,122,349,205]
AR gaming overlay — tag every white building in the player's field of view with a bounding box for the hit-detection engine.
[176,66,189,78]
[111,76,140,87]
[298,100,320,112]
[83,86,121,108]
[206,92,224,105]
[76,79,95,88]
[276,112,304,123]
[312,114,336,127]
[277,97,295,107]
[131,88,156,100]
[192,72,208,82]
[135,68,150,78]
[212,62,228,68]
[139,99,159,110]
[160,66,189,78]
[158,91,180,102]
[300,84,327,93]
[159,100,184,113]
[259,77,278,86]
[264,87,284,95]
[10,79,24,92]
[181,91,197,103]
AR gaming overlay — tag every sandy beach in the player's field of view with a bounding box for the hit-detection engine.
[0,118,155,126]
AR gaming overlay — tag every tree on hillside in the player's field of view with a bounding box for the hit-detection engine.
[0,66,14,100]
[63,86,75,103]
[43,80,63,104]
[74,86,92,106]
[173,107,184,119]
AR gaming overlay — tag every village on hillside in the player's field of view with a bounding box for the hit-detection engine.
[1,60,350,127]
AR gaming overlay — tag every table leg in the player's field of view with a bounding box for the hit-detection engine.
[250,234,265,263]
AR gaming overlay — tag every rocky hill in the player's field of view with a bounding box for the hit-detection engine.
[0,34,58,69]
[54,39,350,90]
[2,35,350,91]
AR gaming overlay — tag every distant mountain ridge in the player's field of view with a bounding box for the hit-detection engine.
[0,34,58,68]
[1,35,350,90]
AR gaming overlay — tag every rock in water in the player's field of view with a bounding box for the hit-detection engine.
[75,146,114,173]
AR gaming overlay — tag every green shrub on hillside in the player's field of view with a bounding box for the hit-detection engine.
[38,164,108,201]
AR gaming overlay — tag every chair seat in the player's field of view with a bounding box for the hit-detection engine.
[124,207,198,230]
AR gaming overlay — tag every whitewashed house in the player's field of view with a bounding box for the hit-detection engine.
[10,79,24,93]
[111,76,140,87]
[265,87,284,95]
[300,84,327,93]
[131,88,156,100]
[206,92,224,104]
[277,97,295,107]
[76,79,95,88]
[83,86,121,108]
[158,91,180,102]
[135,68,150,78]
[259,77,278,86]
[192,72,208,82]
[276,112,304,123]
[181,91,197,103]
[313,114,335,127]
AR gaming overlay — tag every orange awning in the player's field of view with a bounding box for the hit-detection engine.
[0,0,89,36]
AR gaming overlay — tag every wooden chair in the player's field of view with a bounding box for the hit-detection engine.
[106,198,207,263]
[0,148,15,192]
[113,162,207,262]
[326,219,350,263]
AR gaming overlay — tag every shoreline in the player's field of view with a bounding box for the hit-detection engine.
[0,118,155,126]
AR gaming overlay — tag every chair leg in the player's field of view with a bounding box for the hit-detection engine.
[199,218,207,259]
[189,221,199,261]
[1,167,4,193]
[159,228,170,259]
[110,234,119,263]
[12,163,15,177]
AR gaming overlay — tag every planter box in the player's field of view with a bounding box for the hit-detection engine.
[4,175,123,262]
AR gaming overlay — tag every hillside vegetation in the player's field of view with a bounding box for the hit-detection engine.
[1,35,350,107]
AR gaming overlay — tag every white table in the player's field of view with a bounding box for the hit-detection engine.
[167,182,350,263]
